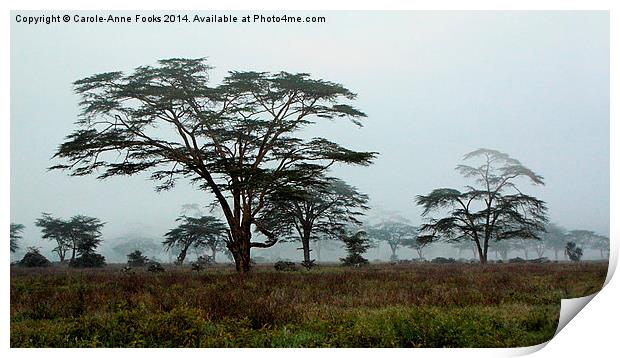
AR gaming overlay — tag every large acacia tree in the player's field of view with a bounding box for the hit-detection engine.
[416,149,548,264]
[51,58,375,272]
[257,174,369,266]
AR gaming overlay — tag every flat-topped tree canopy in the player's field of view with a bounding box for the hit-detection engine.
[257,171,370,266]
[416,148,548,264]
[51,58,376,272]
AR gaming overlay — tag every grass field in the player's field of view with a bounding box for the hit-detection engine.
[10,261,608,348]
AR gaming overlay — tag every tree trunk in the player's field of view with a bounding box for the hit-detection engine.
[302,227,312,263]
[177,245,190,265]
[209,243,217,263]
[316,241,322,261]
[228,226,252,273]
[389,243,398,261]
[554,249,559,260]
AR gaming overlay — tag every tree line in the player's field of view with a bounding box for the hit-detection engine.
[9,58,610,271]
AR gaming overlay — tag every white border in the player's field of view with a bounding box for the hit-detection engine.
[4,1,617,357]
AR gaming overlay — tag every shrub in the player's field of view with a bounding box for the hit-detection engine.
[70,253,106,268]
[274,261,297,271]
[18,247,51,267]
[148,262,165,272]
[301,260,317,270]
[340,230,370,267]
[194,255,213,266]
[565,242,583,262]
[431,257,456,264]
[127,250,149,267]
[191,263,204,272]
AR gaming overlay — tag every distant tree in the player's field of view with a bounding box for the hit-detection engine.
[50,58,376,272]
[402,234,433,260]
[112,237,160,259]
[366,219,417,261]
[127,250,149,267]
[35,213,105,263]
[566,230,606,259]
[489,239,511,261]
[452,240,479,260]
[340,228,371,266]
[416,149,548,264]
[18,247,51,267]
[163,215,228,265]
[258,175,369,267]
[565,241,583,262]
[589,235,610,259]
[542,223,568,260]
[10,223,25,253]
[312,239,340,262]
[512,239,531,260]
[35,213,70,262]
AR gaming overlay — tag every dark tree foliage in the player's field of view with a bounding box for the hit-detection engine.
[416,149,548,264]
[163,215,228,265]
[35,213,105,263]
[10,223,25,253]
[69,252,106,268]
[565,241,583,262]
[366,220,417,261]
[340,229,371,266]
[258,174,369,267]
[50,58,376,272]
[127,250,149,267]
[18,247,51,267]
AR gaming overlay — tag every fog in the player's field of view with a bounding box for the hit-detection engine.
[10,11,609,262]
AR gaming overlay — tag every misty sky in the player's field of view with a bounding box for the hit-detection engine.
[10,11,609,261]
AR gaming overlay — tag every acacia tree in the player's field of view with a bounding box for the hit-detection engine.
[50,58,375,272]
[489,239,511,261]
[163,215,228,265]
[402,234,433,260]
[416,149,548,264]
[590,235,610,259]
[35,213,104,262]
[366,220,417,261]
[10,223,24,253]
[542,223,568,260]
[257,175,369,266]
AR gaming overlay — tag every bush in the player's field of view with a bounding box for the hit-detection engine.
[301,260,317,270]
[194,255,213,266]
[18,247,51,267]
[127,250,149,267]
[148,262,165,272]
[565,242,583,262]
[70,253,106,268]
[431,257,456,264]
[274,261,297,271]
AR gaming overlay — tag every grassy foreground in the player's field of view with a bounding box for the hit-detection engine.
[11,262,607,348]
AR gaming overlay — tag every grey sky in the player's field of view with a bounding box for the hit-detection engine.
[10,11,609,260]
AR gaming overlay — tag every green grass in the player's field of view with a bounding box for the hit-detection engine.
[10,261,608,347]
